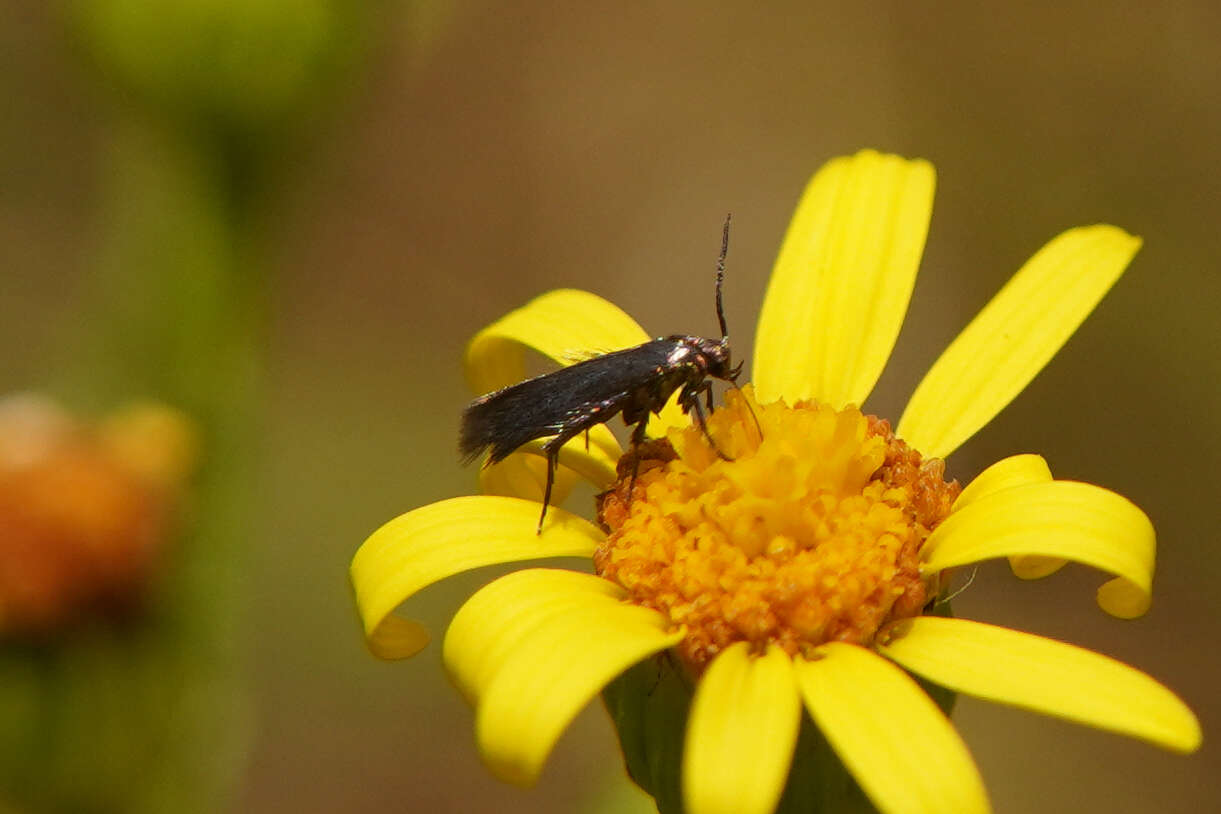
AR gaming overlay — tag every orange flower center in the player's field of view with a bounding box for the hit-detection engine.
[593,386,959,672]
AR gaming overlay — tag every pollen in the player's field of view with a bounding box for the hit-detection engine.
[594,386,960,671]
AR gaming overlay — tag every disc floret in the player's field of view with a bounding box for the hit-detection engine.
[595,386,961,670]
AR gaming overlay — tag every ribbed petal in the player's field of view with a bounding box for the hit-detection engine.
[466,289,649,393]
[898,226,1142,459]
[953,454,1052,510]
[1095,576,1153,619]
[879,617,1201,753]
[682,644,801,814]
[753,150,935,408]
[465,287,685,432]
[476,435,619,506]
[794,643,989,814]
[953,454,1067,580]
[923,481,1154,618]
[443,569,683,786]
[1007,556,1069,581]
[444,568,621,704]
[478,450,577,503]
[349,497,603,659]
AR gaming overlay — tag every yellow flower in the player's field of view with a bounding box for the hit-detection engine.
[350,150,1200,814]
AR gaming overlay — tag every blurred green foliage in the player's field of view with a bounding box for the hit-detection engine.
[72,0,369,136]
[0,2,381,812]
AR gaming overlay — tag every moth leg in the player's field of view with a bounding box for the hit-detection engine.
[682,382,732,461]
[538,426,584,534]
[537,441,560,534]
[629,414,650,447]
[626,416,650,502]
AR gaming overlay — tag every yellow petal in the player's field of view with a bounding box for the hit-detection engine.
[349,497,603,659]
[880,617,1201,753]
[682,644,801,814]
[465,289,650,393]
[444,568,621,703]
[953,454,1052,511]
[443,569,683,786]
[365,615,430,661]
[479,437,620,503]
[923,480,1154,618]
[478,450,574,503]
[898,225,1141,459]
[1095,575,1152,619]
[1008,555,1069,581]
[952,454,1067,580]
[794,643,989,814]
[464,287,685,430]
[753,150,935,408]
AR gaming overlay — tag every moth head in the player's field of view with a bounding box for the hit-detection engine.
[689,336,738,383]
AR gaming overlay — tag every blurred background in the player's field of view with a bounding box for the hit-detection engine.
[2,1,1218,812]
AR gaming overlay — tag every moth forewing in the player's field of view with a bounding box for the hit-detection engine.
[459,216,740,532]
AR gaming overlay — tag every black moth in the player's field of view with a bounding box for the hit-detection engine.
[460,216,743,532]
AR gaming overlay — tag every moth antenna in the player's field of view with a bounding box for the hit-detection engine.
[716,213,731,340]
